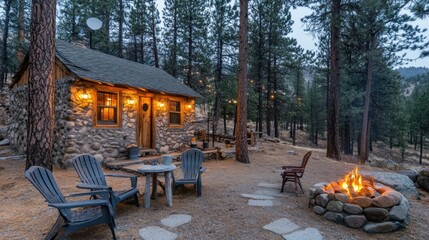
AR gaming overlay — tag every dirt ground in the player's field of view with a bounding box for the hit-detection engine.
[1,139,429,240]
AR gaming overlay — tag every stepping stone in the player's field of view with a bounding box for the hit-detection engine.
[258,182,283,189]
[263,218,299,235]
[240,194,275,200]
[254,189,288,198]
[139,226,177,240]
[248,199,273,207]
[282,227,323,240]
[161,214,192,228]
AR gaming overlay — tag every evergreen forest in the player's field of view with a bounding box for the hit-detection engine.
[1,0,429,163]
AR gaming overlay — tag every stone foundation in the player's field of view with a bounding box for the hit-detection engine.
[309,182,410,233]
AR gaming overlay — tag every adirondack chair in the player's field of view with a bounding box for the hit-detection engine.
[281,151,312,194]
[25,166,116,240]
[172,148,206,197]
[71,154,139,214]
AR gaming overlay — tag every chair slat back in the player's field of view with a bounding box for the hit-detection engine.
[181,149,204,179]
[300,151,312,170]
[71,154,107,186]
[25,166,72,219]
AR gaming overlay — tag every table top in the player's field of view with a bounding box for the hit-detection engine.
[137,164,177,173]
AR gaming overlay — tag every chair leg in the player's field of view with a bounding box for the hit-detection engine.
[197,176,202,197]
[109,223,117,240]
[281,176,286,193]
[45,215,64,240]
[297,178,304,194]
[134,193,140,207]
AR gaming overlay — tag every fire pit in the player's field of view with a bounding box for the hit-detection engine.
[309,167,410,233]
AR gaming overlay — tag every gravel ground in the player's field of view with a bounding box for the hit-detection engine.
[1,141,428,240]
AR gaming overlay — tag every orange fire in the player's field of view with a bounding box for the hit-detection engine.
[341,167,364,196]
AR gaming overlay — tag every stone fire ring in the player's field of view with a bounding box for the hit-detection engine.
[309,182,410,233]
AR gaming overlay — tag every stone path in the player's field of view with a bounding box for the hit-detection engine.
[241,182,323,239]
[139,182,324,239]
[139,214,192,240]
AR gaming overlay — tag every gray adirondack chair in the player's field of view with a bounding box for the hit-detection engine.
[25,166,116,240]
[172,148,206,197]
[71,154,139,214]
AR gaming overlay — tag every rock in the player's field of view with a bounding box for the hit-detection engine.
[326,201,343,212]
[262,218,299,235]
[65,121,75,129]
[382,190,402,205]
[363,221,398,233]
[344,215,367,228]
[335,193,350,203]
[0,138,10,146]
[91,142,101,151]
[327,193,336,200]
[313,206,326,215]
[417,168,429,192]
[324,211,343,223]
[287,150,297,155]
[372,195,397,208]
[309,188,318,198]
[315,194,329,207]
[343,203,363,214]
[160,214,192,228]
[352,196,373,208]
[388,205,407,221]
[160,146,169,153]
[93,154,104,163]
[397,169,418,182]
[364,207,388,222]
[360,170,418,197]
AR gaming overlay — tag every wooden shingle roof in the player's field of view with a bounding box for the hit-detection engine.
[56,40,202,98]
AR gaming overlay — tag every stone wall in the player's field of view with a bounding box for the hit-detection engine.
[154,97,195,153]
[8,77,74,167]
[0,86,10,140]
[64,85,138,165]
[8,79,195,166]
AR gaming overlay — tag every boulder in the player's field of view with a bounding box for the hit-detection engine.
[343,203,363,214]
[326,201,343,212]
[324,212,343,223]
[417,168,429,192]
[397,169,418,183]
[352,196,373,208]
[364,207,388,222]
[313,206,326,215]
[315,194,329,207]
[363,221,398,233]
[360,170,418,197]
[344,215,367,229]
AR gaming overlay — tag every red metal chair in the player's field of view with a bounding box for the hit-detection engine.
[281,151,312,194]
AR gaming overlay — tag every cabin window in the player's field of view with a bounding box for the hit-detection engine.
[169,100,181,126]
[96,91,119,126]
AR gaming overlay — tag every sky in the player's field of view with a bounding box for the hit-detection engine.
[155,1,428,69]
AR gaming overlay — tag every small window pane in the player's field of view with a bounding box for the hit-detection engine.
[97,91,118,125]
[170,112,181,125]
[169,101,180,111]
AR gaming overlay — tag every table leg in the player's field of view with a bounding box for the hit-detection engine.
[165,171,173,207]
[145,173,151,208]
[151,173,158,200]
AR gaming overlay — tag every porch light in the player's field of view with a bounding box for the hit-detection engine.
[80,93,89,100]
[159,102,165,108]
[187,104,192,109]
[127,99,136,105]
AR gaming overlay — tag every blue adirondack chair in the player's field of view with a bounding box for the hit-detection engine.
[25,166,116,240]
[172,148,206,197]
[71,154,139,214]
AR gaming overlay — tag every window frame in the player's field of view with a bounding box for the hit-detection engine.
[94,90,121,128]
[168,99,184,128]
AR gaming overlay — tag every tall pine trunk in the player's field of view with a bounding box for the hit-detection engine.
[16,0,26,63]
[26,0,56,171]
[1,0,12,88]
[326,0,341,160]
[236,0,249,163]
[118,0,124,58]
[150,9,159,67]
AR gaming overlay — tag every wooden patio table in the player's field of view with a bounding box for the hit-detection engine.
[137,164,176,208]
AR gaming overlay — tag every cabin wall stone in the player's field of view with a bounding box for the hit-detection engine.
[154,97,195,153]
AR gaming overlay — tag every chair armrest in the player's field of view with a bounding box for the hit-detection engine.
[200,167,206,174]
[282,166,301,170]
[105,174,138,188]
[66,190,110,199]
[76,183,111,190]
[49,199,110,209]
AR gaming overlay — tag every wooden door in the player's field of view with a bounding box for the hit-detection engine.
[138,97,152,149]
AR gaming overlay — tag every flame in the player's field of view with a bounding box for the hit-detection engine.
[341,167,364,196]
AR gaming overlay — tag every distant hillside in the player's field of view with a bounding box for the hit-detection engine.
[396,67,429,79]
[401,69,429,96]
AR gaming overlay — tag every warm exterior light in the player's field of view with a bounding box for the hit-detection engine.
[127,99,136,105]
[80,93,89,99]
[187,104,192,109]
[159,102,165,107]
